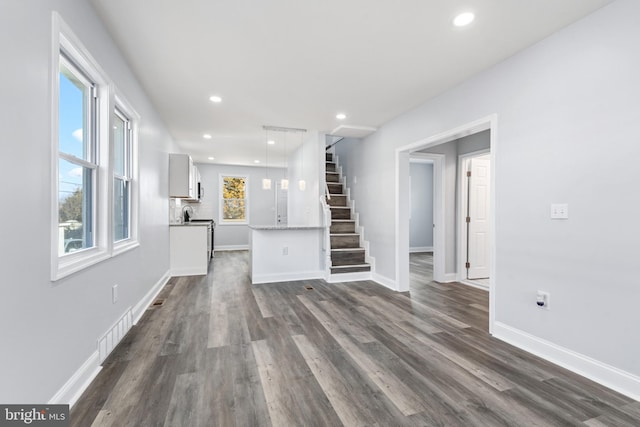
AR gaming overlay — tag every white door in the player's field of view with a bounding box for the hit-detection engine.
[467,155,490,279]
[276,183,288,226]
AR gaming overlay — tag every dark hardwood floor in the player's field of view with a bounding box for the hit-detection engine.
[70,251,639,426]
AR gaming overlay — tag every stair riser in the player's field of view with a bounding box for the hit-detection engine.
[332,266,371,274]
[331,251,365,266]
[326,163,336,172]
[326,173,340,183]
[331,209,351,220]
[328,195,347,207]
[331,235,360,249]
[326,153,333,162]
[330,222,355,233]
[327,183,343,194]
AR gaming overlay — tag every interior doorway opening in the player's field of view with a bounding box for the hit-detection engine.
[395,114,497,333]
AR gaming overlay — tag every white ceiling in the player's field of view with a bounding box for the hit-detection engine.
[91,0,612,167]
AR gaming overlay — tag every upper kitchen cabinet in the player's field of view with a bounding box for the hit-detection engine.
[169,153,200,201]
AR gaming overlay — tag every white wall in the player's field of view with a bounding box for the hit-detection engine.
[0,0,177,403]
[188,163,285,249]
[287,130,324,226]
[409,162,433,251]
[332,0,640,393]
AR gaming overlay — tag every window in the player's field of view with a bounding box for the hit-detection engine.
[112,95,139,254]
[51,14,139,280]
[220,175,248,224]
[57,55,96,255]
[113,108,131,241]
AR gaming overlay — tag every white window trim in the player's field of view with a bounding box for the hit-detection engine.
[218,174,250,225]
[112,92,140,256]
[51,13,141,281]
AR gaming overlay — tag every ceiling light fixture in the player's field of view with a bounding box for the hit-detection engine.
[268,140,275,145]
[336,113,347,120]
[208,156,215,160]
[254,160,260,164]
[209,95,222,103]
[203,133,212,139]
[453,12,475,27]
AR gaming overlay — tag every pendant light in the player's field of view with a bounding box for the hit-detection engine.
[262,128,272,190]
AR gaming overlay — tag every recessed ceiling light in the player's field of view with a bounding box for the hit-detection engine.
[267,140,275,145]
[254,160,260,164]
[453,12,475,27]
[336,113,347,120]
[209,95,222,103]
[208,156,215,160]
[203,133,212,139]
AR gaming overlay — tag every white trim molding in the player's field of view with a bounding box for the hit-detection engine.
[48,351,101,408]
[410,246,433,253]
[214,245,250,252]
[494,322,640,401]
[371,272,397,291]
[133,270,171,324]
[253,270,325,284]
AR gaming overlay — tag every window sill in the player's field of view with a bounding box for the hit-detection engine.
[218,221,249,226]
[52,248,110,282]
[113,239,140,256]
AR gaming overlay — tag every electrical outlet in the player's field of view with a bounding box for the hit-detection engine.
[536,290,550,309]
[112,284,118,304]
[550,204,569,219]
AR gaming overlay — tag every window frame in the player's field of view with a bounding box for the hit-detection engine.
[112,94,140,255]
[218,174,249,225]
[51,13,140,281]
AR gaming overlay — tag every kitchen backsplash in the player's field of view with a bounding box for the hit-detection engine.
[169,198,215,224]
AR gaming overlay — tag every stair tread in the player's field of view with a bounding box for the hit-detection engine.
[331,219,355,222]
[331,248,365,252]
[330,233,359,236]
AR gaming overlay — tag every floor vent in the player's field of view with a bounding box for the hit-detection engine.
[304,285,314,291]
[151,298,166,307]
[98,308,133,364]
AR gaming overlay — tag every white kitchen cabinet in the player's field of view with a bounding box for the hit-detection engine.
[170,225,209,276]
[169,153,199,200]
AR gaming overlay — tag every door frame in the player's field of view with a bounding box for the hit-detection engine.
[409,153,444,282]
[457,149,491,287]
[395,114,497,334]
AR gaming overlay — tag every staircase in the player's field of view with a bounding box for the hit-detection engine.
[325,152,371,274]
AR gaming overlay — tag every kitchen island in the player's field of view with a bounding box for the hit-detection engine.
[249,225,326,284]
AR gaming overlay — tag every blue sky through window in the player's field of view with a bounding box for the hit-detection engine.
[58,71,85,202]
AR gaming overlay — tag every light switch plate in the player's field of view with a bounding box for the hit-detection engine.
[550,204,569,219]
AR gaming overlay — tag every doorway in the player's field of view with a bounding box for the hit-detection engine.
[395,114,497,333]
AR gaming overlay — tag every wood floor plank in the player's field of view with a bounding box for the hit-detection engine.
[298,294,427,416]
[70,251,639,427]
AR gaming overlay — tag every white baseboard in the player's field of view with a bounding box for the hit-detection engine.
[494,322,640,401]
[410,246,433,253]
[327,271,372,284]
[459,279,489,291]
[371,272,398,291]
[252,270,325,284]
[133,270,170,324]
[214,245,249,252]
[436,273,458,283]
[48,351,101,408]
[50,271,171,407]
[170,267,207,277]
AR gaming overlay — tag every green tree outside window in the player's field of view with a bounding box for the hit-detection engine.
[222,176,246,221]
